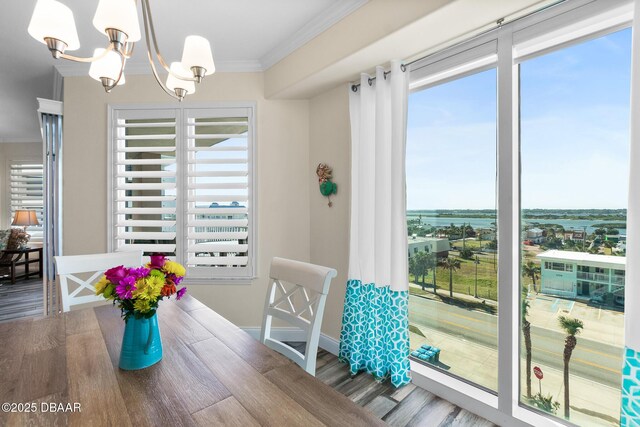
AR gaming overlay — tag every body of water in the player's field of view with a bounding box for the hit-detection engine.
[407,213,626,235]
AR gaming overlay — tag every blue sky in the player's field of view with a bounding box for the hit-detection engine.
[406,28,632,210]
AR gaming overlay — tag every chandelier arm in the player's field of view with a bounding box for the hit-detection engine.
[59,44,114,63]
[141,0,181,100]
[141,0,197,82]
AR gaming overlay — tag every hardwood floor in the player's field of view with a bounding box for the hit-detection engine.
[289,343,495,427]
[0,269,43,322]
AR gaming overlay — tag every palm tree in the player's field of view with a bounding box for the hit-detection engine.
[409,257,420,286]
[522,300,532,398]
[558,316,584,419]
[432,256,439,293]
[522,261,540,293]
[439,257,461,298]
[426,253,438,294]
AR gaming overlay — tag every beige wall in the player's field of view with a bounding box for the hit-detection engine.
[309,85,351,340]
[62,73,310,328]
[0,142,42,228]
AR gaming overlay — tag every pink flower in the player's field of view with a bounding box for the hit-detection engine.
[129,267,150,279]
[148,254,167,270]
[105,265,127,285]
[115,276,137,299]
[176,287,187,300]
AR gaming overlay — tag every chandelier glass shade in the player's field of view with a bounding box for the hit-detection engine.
[28,0,215,101]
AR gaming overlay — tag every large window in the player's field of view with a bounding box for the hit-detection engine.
[108,105,256,281]
[405,1,632,425]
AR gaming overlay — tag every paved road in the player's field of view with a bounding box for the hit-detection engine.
[409,296,623,387]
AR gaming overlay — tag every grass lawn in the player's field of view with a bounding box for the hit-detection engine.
[409,250,541,302]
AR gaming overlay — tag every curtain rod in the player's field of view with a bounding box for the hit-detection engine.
[350,0,567,92]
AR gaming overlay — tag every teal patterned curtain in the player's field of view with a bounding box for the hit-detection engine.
[339,281,410,386]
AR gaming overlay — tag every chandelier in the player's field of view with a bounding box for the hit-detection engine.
[28,0,215,101]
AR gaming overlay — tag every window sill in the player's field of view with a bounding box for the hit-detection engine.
[410,360,498,408]
[410,362,574,427]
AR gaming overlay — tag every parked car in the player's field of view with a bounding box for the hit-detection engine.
[589,293,604,304]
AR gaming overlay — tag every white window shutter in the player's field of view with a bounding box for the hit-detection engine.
[184,108,254,279]
[109,105,256,281]
[111,109,179,261]
[10,162,44,243]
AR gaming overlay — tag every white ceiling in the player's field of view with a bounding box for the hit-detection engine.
[0,0,367,142]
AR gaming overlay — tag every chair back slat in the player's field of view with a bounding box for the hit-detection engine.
[54,251,143,312]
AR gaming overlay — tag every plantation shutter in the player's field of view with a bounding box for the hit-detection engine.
[10,162,44,243]
[111,109,180,261]
[184,107,254,279]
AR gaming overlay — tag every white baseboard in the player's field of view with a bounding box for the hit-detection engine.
[242,327,340,356]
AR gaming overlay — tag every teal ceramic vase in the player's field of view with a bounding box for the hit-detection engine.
[119,313,163,370]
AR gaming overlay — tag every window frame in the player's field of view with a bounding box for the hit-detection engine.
[107,102,257,284]
[406,0,632,425]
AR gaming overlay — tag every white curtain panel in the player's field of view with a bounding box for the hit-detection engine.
[621,2,640,424]
[347,60,409,290]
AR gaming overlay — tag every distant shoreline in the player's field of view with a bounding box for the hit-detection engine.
[407,209,626,222]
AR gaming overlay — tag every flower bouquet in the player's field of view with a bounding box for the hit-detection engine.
[95,254,187,321]
[95,254,187,370]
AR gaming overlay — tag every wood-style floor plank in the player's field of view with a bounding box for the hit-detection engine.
[66,330,132,426]
[264,365,386,427]
[382,386,437,426]
[0,277,43,323]
[189,307,292,373]
[366,395,399,419]
[192,396,261,427]
[307,346,497,427]
[406,396,457,427]
[190,336,325,427]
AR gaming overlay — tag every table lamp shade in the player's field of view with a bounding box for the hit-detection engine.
[12,210,40,227]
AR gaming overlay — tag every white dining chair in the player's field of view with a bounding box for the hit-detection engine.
[260,257,337,376]
[54,251,143,312]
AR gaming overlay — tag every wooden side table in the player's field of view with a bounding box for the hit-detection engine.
[0,247,43,284]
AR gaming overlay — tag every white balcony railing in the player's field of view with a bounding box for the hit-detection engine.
[576,272,610,283]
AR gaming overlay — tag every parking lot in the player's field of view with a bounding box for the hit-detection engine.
[527,294,624,347]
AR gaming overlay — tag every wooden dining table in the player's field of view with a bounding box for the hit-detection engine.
[0,295,385,426]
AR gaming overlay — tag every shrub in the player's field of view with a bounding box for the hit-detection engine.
[528,392,560,414]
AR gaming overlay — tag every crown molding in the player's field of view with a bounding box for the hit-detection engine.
[260,0,369,70]
[37,98,63,115]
